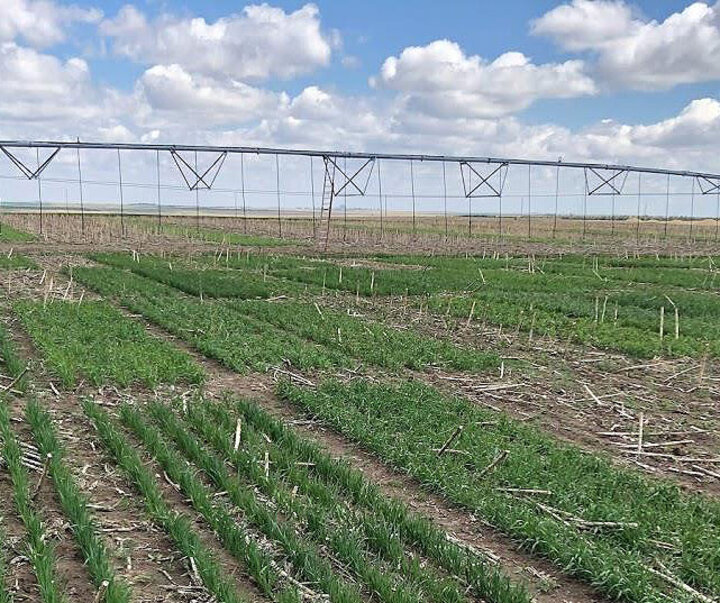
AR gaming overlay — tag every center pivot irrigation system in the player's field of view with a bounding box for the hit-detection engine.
[2,139,720,247]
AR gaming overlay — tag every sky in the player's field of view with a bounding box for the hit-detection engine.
[2,0,720,214]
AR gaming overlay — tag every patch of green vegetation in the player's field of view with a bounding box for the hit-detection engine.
[0,324,25,381]
[192,395,530,603]
[26,400,131,603]
[0,223,33,242]
[82,399,254,603]
[91,252,308,299]
[13,300,203,388]
[278,378,720,603]
[0,253,37,269]
[232,299,498,372]
[0,402,68,603]
[72,267,345,372]
[0,515,9,603]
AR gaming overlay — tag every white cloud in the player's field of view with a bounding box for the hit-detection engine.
[533,1,720,90]
[374,39,596,118]
[0,42,98,121]
[101,3,332,81]
[136,64,285,127]
[0,0,102,47]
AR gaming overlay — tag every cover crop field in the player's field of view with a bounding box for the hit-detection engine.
[1,219,719,603]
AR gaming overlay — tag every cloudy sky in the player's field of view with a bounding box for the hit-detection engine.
[2,0,720,176]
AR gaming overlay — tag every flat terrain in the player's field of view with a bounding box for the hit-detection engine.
[1,216,719,603]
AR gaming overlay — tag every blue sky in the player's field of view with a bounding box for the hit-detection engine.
[2,0,720,172]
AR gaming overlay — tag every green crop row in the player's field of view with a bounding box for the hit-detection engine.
[82,398,256,603]
[0,401,68,603]
[278,378,720,603]
[0,323,25,384]
[232,299,498,371]
[72,267,345,372]
[13,300,204,388]
[0,513,9,603]
[74,265,492,373]
[195,394,530,603]
[91,253,308,299]
[0,253,37,270]
[26,400,131,603]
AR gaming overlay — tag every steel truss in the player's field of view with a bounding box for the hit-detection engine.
[2,139,720,243]
[696,175,720,195]
[584,167,630,196]
[459,161,508,198]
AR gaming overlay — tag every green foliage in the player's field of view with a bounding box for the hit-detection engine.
[26,400,131,603]
[232,299,498,371]
[13,300,203,388]
[278,378,720,603]
[0,515,11,603]
[137,402,363,603]
[0,325,26,386]
[0,256,37,270]
[82,399,251,603]
[72,267,344,372]
[0,223,34,243]
[118,403,301,602]
[91,253,307,299]
[193,395,529,603]
[0,402,68,603]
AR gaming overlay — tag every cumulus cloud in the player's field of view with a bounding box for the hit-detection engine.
[374,39,596,118]
[533,1,720,89]
[0,0,102,47]
[0,42,100,121]
[136,64,286,127]
[101,3,333,81]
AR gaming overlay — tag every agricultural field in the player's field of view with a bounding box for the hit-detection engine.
[1,218,720,603]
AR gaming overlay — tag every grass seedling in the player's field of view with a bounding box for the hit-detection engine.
[0,402,68,603]
[26,400,131,603]
[81,398,251,603]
